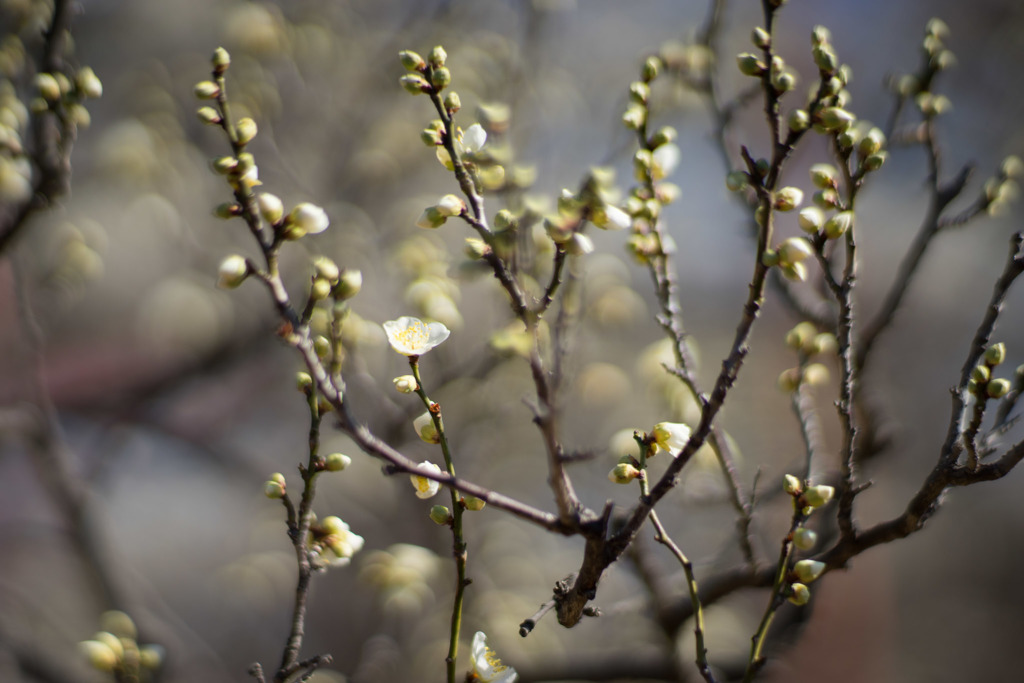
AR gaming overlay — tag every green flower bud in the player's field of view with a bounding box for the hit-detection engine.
[642,56,661,81]
[465,236,490,259]
[313,335,330,359]
[399,50,425,71]
[819,107,855,131]
[772,70,797,93]
[76,66,103,99]
[443,90,461,113]
[988,378,1011,399]
[781,261,808,282]
[296,372,313,392]
[788,582,811,606]
[737,53,766,77]
[197,106,221,124]
[812,45,838,74]
[778,368,801,393]
[36,72,61,101]
[803,363,829,386]
[463,495,486,511]
[312,256,340,283]
[80,640,119,672]
[414,412,440,444]
[809,164,838,189]
[400,73,430,94]
[788,109,810,132]
[236,117,257,145]
[214,202,241,219]
[784,474,803,495]
[794,559,826,583]
[139,645,164,670]
[793,527,818,550]
[211,156,237,174]
[264,478,285,499]
[622,103,645,130]
[752,26,771,49]
[813,188,839,209]
[726,171,748,192]
[217,254,249,289]
[421,127,443,146]
[494,209,516,231]
[985,342,1006,366]
[436,194,466,217]
[836,127,858,150]
[811,25,832,46]
[863,152,888,172]
[212,47,231,73]
[858,127,886,157]
[803,484,834,508]
[416,205,447,229]
[649,125,677,149]
[811,333,838,355]
[971,364,991,384]
[393,375,418,393]
[779,236,813,265]
[194,80,220,99]
[430,67,451,89]
[430,505,452,525]
[428,45,447,68]
[785,322,817,350]
[608,462,641,484]
[326,453,351,471]
[824,210,853,239]
[774,187,804,211]
[334,269,362,300]
[1001,155,1023,179]
[755,158,771,177]
[310,277,332,301]
[629,80,650,104]
[762,249,780,267]
[798,206,825,233]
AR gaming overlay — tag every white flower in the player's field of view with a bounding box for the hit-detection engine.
[601,204,632,231]
[413,412,440,444]
[383,316,450,356]
[436,123,487,169]
[651,421,691,455]
[651,142,681,180]
[289,202,330,235]
[410,461,442,499]
[470,631,517,682]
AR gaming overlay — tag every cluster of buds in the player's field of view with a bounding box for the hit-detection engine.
[787,558,826,606]
[983,156,1022,216]
[79,611,162,679]
[308,515,365,568]
[763,235,813,282]
[891,19,955,106]
[778,321,836,392]
[399,46,450,95]
[546,168,632,258]
[968,342,1015,400]
[416,194,467,229]
[783,474,835,513]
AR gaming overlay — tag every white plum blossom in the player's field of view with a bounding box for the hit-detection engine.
[470,631,517,682]
[312,516,365,568]
[437,123,487,169]
[410,460,442,499]
[651,421,691,455]
[383,316,450,356]
[600,204,632,231]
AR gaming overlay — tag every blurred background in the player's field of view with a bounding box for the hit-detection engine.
[1,0,1024,681]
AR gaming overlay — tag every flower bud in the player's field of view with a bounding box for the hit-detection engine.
[310,277,332,301]
[411,461,442,498]
[430,67,451,89]
[809,164,837,189]
[1001,156,1023,179]
[812,45,838,74]
[325,453,351,471]
[334,269,363,300]
[751,26,771,49]
[781,262,808,282]
[811,333,838,355]
[567,232,594,256]
[313,335,330,359]
[622,103,645,130]
[400,73,430,94]
[608,462,641,484]
[429,505,452,525]
[794,559,826,583]
[428,45,447,67]
[217,255,249,289]
[436,194,466,217]
[988,378,1011,399]
[737,53,766,77]
[463,495,486,511]
[762,249,780,267]
[858,128,885,157]
[798,206,825,233]
[212,156,237,174]
[788,109,810,132]
[803,363,829,386]
[971,364,991,384]
[76,66,103,99]
[785,322,817,351]
[629,80,650,104]
[197,106,221,124]
[778,368,801,393]
[779,237,813,264]
[296,372,313,392]
[139,645,164,670]
[784,474,803,495]
[824,210,853,239]
[793,527,818,550]
[984,342,1006,366]
[80,640,119,672]
[803,484,834,508]
[417,206,447,229]
[257,193,284,224]
[863,152,887,172]
[214,202,241,219]
[236,117,258,145]
[811,25,831,46]
[194,80,220,99]
[788,582,811,606]
[774,187,804,211]
[212,47,231,72]
[264,475,285,499]
[726,171,748,192]
[443,90,461,113]
[35,72,61,101]
[772,69,796,93]
[642,56,660,81]
[813,188,839,209]
[819,107,854,131]
[399,50,425,71]
[287,203,330,236]
[414,412,440,444]
[393,375,418,394]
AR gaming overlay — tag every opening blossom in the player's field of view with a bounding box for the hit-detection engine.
[470,631,518,682]
[651,421,692,455]
[410,461,442,499]
[383,316,450,356]
[437,123,487,169]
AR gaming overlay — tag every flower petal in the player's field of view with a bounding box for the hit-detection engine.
[462,123,487,153]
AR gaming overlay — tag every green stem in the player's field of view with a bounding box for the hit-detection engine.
[410,359,467,683]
